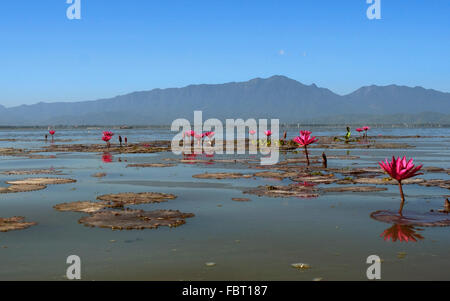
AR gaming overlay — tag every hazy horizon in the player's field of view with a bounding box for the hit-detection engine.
[1,1,449,107]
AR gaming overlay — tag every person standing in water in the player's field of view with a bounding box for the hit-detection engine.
[344,126,351,144]
[124,137,128,146]
[119,135,122,147]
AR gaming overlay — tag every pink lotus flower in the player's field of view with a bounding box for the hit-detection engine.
[379,156,423,214]
[249,130,256,135]
[103,131,114,137]
[265,130,272,137]
[363,126,370,131]
[293,130,318,166]
[49,130,55,136]
[356,128,363,133]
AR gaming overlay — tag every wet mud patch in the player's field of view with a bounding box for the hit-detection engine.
[78,209,195,230]
[0,217,37,232]
[96,192,177,206]
[370,210,450,227]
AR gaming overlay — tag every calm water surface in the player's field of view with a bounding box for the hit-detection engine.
[0,126,449,280]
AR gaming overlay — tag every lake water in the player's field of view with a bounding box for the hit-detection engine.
[0,126,449,280]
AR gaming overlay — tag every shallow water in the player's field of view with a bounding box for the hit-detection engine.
[0,127,449,280]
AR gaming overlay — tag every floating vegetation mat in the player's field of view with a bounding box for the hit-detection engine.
[126,163,176,168]
[5,177,76,186]
[91,172,107,178]
[231,198,251,202]
[419,179,450,190]
[370,210,450,227]
[1,169,63,175]
[0,217,37,232]
[78,209,195,230]
[54,201,110,213]
[0,177,76,194]
[244,184,319,198]
[322,186,387,193]
[96,192,177,205]
[193,172,253,179]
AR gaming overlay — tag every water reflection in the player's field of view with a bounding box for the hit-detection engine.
[102,152,113,163]
[381,224,424,243]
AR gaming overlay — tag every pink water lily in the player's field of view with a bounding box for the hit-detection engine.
[265,130,272,137]
[293,130,318,165]
[249,130,256,135]
[379,156,423,214]
[356,128,363,133]
[102,134,112,148]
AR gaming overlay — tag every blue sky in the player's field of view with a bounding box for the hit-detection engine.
[0,0,449,107]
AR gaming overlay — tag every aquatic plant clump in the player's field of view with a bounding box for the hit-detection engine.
[78,209,195,230]
[0,216,37,232]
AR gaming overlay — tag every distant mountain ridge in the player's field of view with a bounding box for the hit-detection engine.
[0,75,449,125]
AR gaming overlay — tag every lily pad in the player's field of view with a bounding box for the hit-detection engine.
[322,186,387,193]
[244,184,319,198]
[370,210,450,227]
[419,179,450,190]
[78,209,195,230]
[353,177,424,185]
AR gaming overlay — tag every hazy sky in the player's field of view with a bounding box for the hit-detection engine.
[0,0,449,107]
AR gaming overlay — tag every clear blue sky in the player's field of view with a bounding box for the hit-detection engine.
[0,0,449,107]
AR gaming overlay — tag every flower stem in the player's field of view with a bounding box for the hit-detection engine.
[304,145,310,166]
[398,181,405,215]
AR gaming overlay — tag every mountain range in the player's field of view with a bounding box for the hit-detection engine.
[0,75,449,125]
